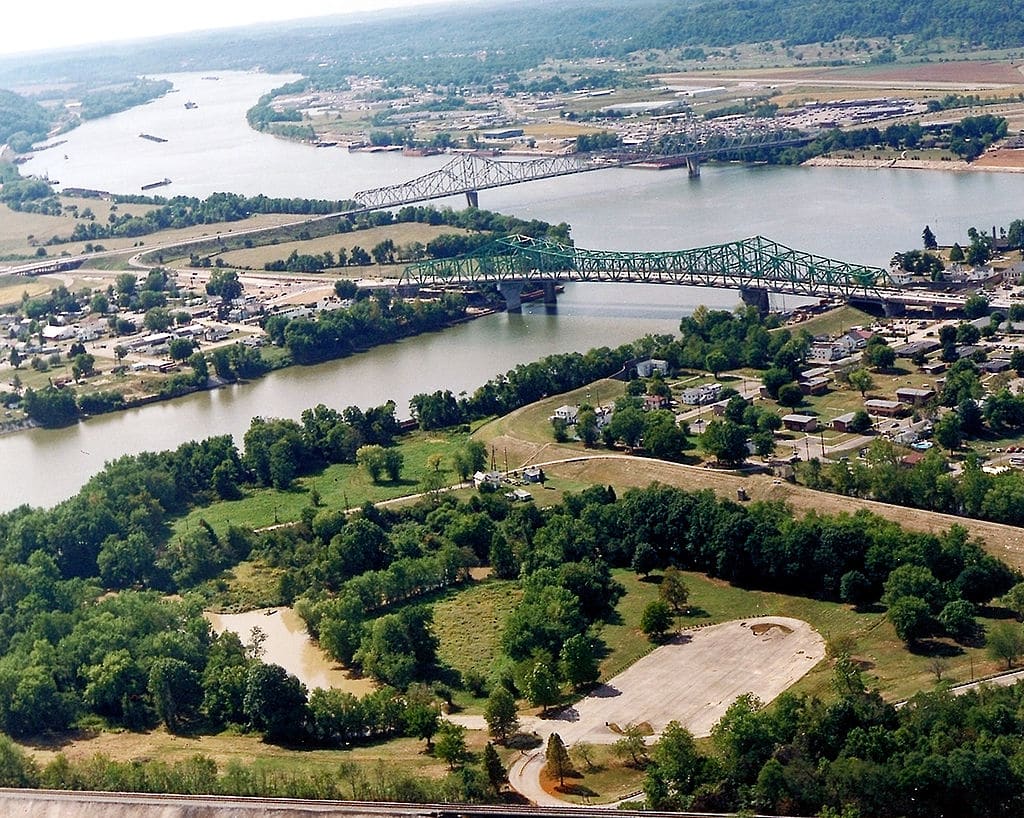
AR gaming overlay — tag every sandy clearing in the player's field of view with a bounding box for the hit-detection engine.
[550,616,824,744]
[205,607,375,695]
[507,616,824,806]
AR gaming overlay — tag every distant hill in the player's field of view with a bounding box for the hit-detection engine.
[1,0,1021,88]
[0,89,52,151]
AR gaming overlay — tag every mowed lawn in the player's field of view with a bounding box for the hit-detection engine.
[171,431,473,538]
[604,569,1009,703]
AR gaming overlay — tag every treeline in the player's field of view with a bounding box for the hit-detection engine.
[643,682,1024,817]
[410,307,802,432]
[77,78,172,120]
[0,89,52,152]
[775,114,1009,164]
[54,190,360,243]
[264,291,470,365]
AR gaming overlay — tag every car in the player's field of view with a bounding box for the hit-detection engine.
[911,441,933,451]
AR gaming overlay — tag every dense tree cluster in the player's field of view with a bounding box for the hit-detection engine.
[644,683,1024,817]
[802,432,1024,529]
[0,89,52,152]
[265,291,469,365]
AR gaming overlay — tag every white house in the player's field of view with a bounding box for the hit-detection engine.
[551,404,579,424]
[681,382,722,406]
[636,358,669,378]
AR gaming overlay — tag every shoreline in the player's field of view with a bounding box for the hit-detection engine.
[802,155,1024,173]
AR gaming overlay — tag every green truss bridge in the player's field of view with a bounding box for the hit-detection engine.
[401,235,898,312]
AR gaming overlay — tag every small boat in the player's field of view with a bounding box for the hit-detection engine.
[141,178,171,191]
[184,101,198,110]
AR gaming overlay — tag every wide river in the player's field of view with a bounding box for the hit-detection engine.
[8,71,1023,511]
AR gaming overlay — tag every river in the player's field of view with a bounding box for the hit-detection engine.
[8,70,1024,511]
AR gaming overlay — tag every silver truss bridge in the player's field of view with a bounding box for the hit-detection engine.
[353,129,811,210]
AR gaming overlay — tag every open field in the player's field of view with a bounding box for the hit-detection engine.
[202,223,469,271]
[20,727,472,781]
[433,579,523,681]
[0,202,303,261]
[172,432,472,539]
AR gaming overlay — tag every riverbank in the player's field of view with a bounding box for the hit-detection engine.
[803,149,1024,173]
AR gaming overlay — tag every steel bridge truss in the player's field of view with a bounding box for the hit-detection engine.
[353,129,810,211]
[401,235,894,299]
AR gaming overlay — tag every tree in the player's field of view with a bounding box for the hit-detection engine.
[484,686,519,741]
[576,407,600,447]
[206,269,243,302]
[613,723,649,768]
[144,307,172,332]
[865,343,896,370]
[700,419,748,466]
[148,657,203,732]
[888,595,931,645]
[987,622,1024,668]
[357,444,387,482]
[642,410,687,459]
[382,447,404,482]
[939,599,978,643]
[949,242,965,263]
[641,599,674,642]
[243,663,309,742]
[405,699,440,748]
[9,348,21,369]
[525,660,561,715]
[452,440,487,482]
[705,349,728,378]
[848,409,873,434]
[923,225,937,250]
[659,567,690,616]
[848,368,875,397]
[434,721,468,769]
[559,633,600,691]
[777,383,803,408]
[168,337,196,361]
[934,412,963,454]
[483,742,506,793]
[545,732,575,787]
[963,294,990,319]
[1001,582,1024,621]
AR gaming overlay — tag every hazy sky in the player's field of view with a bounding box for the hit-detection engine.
[2,0,452,57]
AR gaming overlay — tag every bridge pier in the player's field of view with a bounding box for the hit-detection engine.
[497,281,523,312]
[466,190,479,208]
[739,286,770,316]
[882,300,906,318]
[542,281,558,306]
[687,156,701,179]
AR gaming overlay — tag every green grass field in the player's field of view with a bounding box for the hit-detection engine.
[604,568,1008,703]
[172,431,474,538]
[434,579,523,681]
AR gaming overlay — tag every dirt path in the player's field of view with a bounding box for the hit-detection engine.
[479,408,1024,571]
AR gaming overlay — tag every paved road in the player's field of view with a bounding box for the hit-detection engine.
[502,617,824,807]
